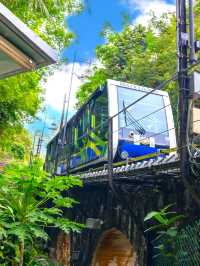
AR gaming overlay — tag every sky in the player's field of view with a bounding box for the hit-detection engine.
[27,0,176,152]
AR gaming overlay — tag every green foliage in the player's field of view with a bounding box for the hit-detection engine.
[77,9,200,122]
[0,57,42,161]
[0,159,83,265]
[1,0,83,50]
[76,12,178,119]
[0,126,32,162]
[144,204,184,263]
[0,71,42,133]
[0,0,82,161]
[76,68,107,107]
[76,3,200,121]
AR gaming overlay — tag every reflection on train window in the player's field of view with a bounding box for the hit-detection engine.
[93,89,108,139]
[117,86,168,135]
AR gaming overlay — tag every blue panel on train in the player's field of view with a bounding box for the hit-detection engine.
[70,156,81,168]
[87,148,97,161]
[118,140,161,159]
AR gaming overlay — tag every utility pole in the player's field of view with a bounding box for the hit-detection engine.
[177,0,190,178]
[36,108,48,156]
[54,53,76,174]
[62,54,76,146]
[29,131,38,165]
[36,136,42,155]
[54,92,67,174]
[189,0,196,64]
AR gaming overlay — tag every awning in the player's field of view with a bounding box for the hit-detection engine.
[0,3,58,79]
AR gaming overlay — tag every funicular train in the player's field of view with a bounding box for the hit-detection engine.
[45,79,176,174]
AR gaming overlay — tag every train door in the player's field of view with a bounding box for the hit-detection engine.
[87,90,108,162]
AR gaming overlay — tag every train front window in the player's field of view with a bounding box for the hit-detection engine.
[117,86,168,136]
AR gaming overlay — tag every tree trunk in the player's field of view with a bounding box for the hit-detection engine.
[19,240,24,266]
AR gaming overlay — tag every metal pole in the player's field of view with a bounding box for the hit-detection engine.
[62,53,76,145]
[38,108,48,155]
[176,0,180,72]
[60,92,67,132]
[189,0,196,64]
[29,132,37,165]
[53,82,69,174]
[108,117,113,186]
[178,0,190,178]
[36,136,41,155]
[54,54,76,174]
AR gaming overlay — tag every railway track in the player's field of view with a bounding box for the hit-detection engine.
[79,153,180,183]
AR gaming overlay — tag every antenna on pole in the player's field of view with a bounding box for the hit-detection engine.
[62,53,76,145]
[54,53,76,174]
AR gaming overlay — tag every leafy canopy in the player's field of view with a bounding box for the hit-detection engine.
[1,0,83,50]
[0,159,83,265]
[76,4,200,117]
[76,13,178,108]
[144,204,184,263]
[0,0,82,159]
[0,126,32,161]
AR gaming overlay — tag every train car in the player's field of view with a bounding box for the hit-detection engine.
[45,79,176,174]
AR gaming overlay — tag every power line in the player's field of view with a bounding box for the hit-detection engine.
[62,53,76,146]
[113,103,172,134]
[50,68,200,149]
[50,56,200,151]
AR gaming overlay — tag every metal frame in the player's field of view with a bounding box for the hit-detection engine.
[163,94,177,150]
[47,79,177,175]
[0,3,57,78]
[0,35,36,69]
[107,80,119,159]
[107,79,177,153]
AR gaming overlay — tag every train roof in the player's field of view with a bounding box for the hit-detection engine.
[107,79,169,97]
[47,79,169,145]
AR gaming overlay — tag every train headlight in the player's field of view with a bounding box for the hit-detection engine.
[129,131,134,138]
[121,150,129,159]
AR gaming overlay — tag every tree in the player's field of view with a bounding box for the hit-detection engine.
[0,126,32,161]
[144,205,184,264]
[0,1,82,160]
[76,3,200,115]
[75,13,178,117]
[0,70,43,160]
[1,0,83,50]
[0,160,83,265]
[0,72,42,134]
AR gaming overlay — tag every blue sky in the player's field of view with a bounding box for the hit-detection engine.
[63,0,139,61]
[27,0,176,153]
[63,0,175,62]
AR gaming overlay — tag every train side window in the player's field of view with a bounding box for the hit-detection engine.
[66,126,69,145]
[69,122,74,147]
[85,105,90,132]
[89,99,96,129]
[93,90,108,134]
[73,119,78,147]
[82,108,87,134]
[78,112,83,139]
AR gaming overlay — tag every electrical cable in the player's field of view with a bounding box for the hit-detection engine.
[47,60,200,174]
[51,60,200,151]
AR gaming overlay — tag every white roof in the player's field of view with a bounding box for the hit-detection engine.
[0,3,58,79]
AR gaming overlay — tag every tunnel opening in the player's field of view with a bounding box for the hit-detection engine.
[92,228,137,266]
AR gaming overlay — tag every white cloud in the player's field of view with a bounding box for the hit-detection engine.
[44,62,92,112]
[124,0,175,26]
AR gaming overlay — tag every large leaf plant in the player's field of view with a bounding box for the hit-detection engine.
[0,159,83,265]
